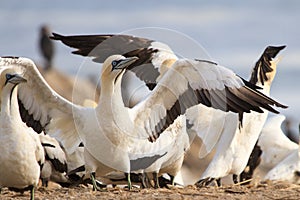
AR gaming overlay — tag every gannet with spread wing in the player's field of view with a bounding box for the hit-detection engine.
[195,45,286,186]
[0,67,44,200]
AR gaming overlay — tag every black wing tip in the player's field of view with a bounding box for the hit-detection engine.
[264,45,286,58]
[1,56,20,59]
[275,103,288,109]
[266,45,286,51]
[50,158,68,173]
[148,135,158,143]
[50,32,64,40]
[67,165,85,176]
[239,76,263,90]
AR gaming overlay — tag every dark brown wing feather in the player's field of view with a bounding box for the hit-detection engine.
[51,33,160,89]
[249,45,286,85]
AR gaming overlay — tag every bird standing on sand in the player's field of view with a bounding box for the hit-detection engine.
[0,69,44,200]
[195,45,286,186]
[255,115,299,183]
[39,25,55,70]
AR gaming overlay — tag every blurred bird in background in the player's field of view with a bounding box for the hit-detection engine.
[39,25,55,70]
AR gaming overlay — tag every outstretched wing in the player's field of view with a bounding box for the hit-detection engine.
[192,45,286,158]
[131,59,287,142]
[249,45,286,85]
[51,33,177,89]
[0,57,82,153]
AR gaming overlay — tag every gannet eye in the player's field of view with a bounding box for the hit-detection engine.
[5,74,14,81]
[111,60,118,67]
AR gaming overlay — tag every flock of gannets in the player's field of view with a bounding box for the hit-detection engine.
[0,32,295,199]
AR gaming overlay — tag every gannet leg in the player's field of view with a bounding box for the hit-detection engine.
[216,178,221,187]
[168,174,175,186]
[41,178,49,187]
[29,186,34,200]
[233,174,239,184]
[139,173,149,188]
[153,172,160,188]
[90,172,106,191]
[125,173,132,190]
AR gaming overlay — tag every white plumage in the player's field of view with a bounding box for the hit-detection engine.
[0,70,44,200]
[264,150,300,183]
[196,45,286,186]
[49,33,286,188]
[39,133,68,186]
[0,39,286,190]
[255,115,299,183]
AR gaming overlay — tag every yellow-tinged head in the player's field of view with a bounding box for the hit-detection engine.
[0,67,25,94]
[101,55,138,81]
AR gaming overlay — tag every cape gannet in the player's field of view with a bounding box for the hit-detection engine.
[0,68,44,200]
[254,115,299,183]
[195,45,286,187]
[80,98,189,188]
[39,133,68,187]
[51,33,188,187]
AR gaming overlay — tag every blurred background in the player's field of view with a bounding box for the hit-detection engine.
[1,0,299,137]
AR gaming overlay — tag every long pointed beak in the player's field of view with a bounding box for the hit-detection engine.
[7,74,27,84]
[112,56,139,70]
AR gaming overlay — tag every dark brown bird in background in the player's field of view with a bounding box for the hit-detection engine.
[39,25,55,70]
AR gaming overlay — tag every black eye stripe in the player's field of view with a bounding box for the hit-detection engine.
[111,60,121,67]
[6,74,13,80]
[5,74,15,85]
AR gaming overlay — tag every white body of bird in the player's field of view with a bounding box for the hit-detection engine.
[39,133,68,186]
[0,72,44,193]
[197,46,285,185]
[263,149,300,183]
[254,115,299,182]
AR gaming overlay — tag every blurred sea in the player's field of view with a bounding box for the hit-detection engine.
[0,0,299,133]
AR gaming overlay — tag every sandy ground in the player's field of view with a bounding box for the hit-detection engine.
[1,181,300,200]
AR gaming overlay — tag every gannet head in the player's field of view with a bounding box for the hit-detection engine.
[0,67,26,96]
[101,55,138,80]
[0,71,27,105]
[4,73,27,85]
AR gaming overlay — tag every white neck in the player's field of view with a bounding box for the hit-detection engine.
[96,71,134,134]
[1,84,22,123]
[97,72,126,114]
